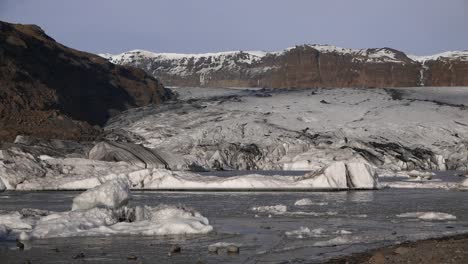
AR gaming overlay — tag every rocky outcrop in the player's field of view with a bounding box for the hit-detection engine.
[0,21,172,142]
[103,45,468,88]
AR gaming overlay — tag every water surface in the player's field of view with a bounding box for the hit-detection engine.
[1,188,467,263]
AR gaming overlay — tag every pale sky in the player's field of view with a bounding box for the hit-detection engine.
[1,0,467,55]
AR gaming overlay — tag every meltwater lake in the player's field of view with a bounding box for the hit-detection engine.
[1,186,467,263]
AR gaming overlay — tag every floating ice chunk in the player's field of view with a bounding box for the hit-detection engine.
[208,242,242,249]
[0,212,34,230]
[28,207,119,239]
[91,205,213,236]
[381,181,458,189]
[294,198,328,206]
[397,212,457,221]
[335,230,352,235]
[287,211,337,216]
[294,198,313,206]
[251,204,336,217]
[4,205,212,240]
[313,236,352,247]
[252,205,287,214]
[145,163,370,190]
[71,179,130,211]
[285,227,326,238]
[353,214,368,218]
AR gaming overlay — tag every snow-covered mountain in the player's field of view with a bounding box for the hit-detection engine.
[101,45,468,88]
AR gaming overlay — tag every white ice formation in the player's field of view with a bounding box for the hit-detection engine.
[72,178,130,210]
[0,179,213,240]
[396,212,457,221]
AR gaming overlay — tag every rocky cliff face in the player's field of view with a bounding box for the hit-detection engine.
[103,45,468,88]
[0,21,172,142]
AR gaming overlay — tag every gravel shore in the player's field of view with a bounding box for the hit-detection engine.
[327,233,468,264]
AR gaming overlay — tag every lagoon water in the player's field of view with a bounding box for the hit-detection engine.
[1,187,467,263]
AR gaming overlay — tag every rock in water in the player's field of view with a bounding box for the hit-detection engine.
[226,245,240,254]
[89,141,168,169]
[168,244,181,255]
[127,255,138,260]
[72,179,130,211]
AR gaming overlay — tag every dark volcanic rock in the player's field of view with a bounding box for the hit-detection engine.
[0,21,172,142]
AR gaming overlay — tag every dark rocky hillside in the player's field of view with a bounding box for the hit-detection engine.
[0,21,172,142]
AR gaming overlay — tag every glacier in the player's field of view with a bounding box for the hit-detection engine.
[0,86,467,191]
[106,86,468,172]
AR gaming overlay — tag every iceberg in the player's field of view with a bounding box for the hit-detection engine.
[1,160,379,191]
[72,179,130,211]
[294,198,328,206]
[0,179,213,240]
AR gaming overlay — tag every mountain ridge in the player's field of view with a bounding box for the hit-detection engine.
[101,45,468,88]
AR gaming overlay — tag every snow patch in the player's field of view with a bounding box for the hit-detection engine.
[409,51,468,62]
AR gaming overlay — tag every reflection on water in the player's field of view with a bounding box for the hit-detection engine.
[347,191,375,203]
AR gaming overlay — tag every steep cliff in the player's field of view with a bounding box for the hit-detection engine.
[103,45,468,88]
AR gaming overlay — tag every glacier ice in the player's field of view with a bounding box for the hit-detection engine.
[72,178,130,211]
[0,179,213,240]
[106,87,468,172]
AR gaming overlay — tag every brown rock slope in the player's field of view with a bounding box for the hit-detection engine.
[0,21,171,142]
[327,234,468,264]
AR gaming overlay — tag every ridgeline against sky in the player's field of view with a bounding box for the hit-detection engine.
[0,0,467,55]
